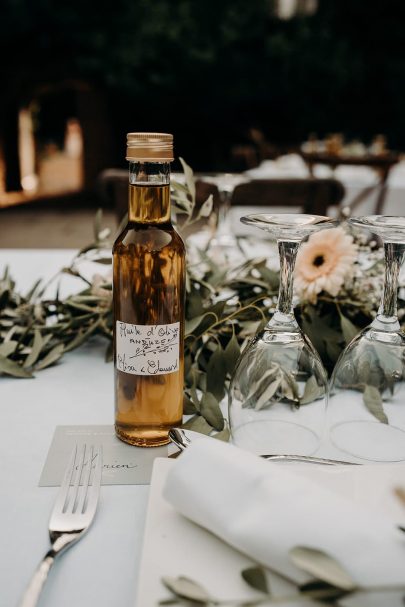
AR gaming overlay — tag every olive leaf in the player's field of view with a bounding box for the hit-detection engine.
[300,307,343,369]
[23,329,44,368]
[185,312,218,337]
[289,546,356,591]
[198,194,213,218]
[363,384,388,424]
[187,366,202,411]
[325,339,344,365]
[92,257,112,265]
[254,376,282,411]
[182,414,213,435]
[179,157,196,201]
[206,346,227,401]
[299,579,353,603]
[339,313,360,344]
[183,394,198,415]
[280,370,300,404]
[186,290,205,319]
[212,426,230,442]
[240,358,278,397]
[357,353,385,390]
[199,392,224,431]
[256,265,279,290]
[0,340,18,357]
[241,566,270,594]
[185,314,206,336]
[224,332,241,374]
[300,375,325,405]
[25,278,43,302]
[35,343,65,371]
[162,576,212,603]
[65,318,101,352]
[0,355,33,378]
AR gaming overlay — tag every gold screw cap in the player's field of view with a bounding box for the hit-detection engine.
[126,132,174,162]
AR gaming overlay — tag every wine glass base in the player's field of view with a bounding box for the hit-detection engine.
[231,420,320,456]
[330,420,405,462]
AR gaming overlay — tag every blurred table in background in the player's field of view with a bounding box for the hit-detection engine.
[301,151,400,215]
[247,153,405,217]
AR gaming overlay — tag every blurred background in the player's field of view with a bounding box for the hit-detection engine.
[1,0,404,247]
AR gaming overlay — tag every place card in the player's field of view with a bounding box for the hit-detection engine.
[39,425,168,486]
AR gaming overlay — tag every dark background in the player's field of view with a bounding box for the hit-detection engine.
[1,0,404,190]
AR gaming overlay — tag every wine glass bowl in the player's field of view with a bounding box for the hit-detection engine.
[329,215,405,462]
[229,213,338,456]
[229,328,329,455]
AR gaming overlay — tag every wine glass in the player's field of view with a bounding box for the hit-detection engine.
[228,214,338,456]
[329,216,405,462]
[199,173,250,249]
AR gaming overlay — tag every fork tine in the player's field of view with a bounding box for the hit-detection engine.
[70,444,87,514]
[52,445,78,516]
[75,444,94,515]
[84,445,102,517]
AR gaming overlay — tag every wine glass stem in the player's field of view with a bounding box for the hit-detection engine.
[273,240,299,321]
[216,190,232,239]
[376,241,405,321]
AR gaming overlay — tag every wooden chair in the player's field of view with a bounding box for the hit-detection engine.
[230,178,345,216]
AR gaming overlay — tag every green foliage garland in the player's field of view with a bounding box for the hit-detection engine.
[1,161,402,436]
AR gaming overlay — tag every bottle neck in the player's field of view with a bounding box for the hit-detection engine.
[128,161,171,223]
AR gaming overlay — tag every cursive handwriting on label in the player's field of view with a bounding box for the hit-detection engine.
[116,321,180,376]
[75,453,138,471]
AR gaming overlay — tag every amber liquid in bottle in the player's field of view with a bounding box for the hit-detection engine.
[113,172,185,447]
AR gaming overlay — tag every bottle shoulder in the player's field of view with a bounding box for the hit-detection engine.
[113,223,185,253]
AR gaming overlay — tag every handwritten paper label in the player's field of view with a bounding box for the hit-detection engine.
[116,320,180,376]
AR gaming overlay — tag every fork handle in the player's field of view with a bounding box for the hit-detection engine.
[19,533,81,607]
[18,550,55,607]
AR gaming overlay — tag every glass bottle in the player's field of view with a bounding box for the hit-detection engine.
[113,133,185,447]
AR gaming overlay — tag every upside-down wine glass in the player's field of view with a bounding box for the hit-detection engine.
[329,216,405,462]
[200,173,250,249]
[229,214,338,456]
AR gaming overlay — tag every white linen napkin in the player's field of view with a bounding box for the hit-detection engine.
[163,439,405,588]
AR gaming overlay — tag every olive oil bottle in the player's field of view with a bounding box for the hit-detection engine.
[113,133,185,446]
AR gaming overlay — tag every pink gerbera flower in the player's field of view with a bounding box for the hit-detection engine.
[295,227,357,303]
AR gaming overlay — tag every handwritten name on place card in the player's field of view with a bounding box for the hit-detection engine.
[39,425,168,486]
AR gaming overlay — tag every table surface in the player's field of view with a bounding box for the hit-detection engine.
[1,250,149,607]
[0,248,398,607]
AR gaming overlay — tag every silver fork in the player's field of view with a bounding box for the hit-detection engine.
[19,444,102,607]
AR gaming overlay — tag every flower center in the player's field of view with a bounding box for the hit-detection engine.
[312,254,325,267]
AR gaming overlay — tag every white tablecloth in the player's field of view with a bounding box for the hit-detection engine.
[0,249,399,607]
[0,250,148,607]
